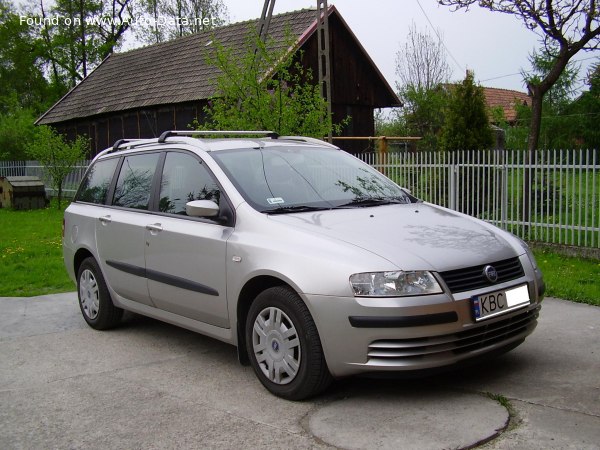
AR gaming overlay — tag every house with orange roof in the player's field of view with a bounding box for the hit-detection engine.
[482,87,530,125]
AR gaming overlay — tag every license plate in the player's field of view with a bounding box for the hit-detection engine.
[472,285,530,322]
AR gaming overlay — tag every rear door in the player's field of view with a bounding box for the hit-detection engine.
[96,152,161,306]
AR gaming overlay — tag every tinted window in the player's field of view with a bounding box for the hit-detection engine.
[76,158,118,204]
[112,153,159,210]
[158,152,220,215]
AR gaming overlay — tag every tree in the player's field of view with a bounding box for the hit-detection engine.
[440,71,493,151]
[438,0,600,152]
[525,46,579,114]
[200,32,346,138]
[396,22,452,92]
[134,0,228,45]
[37,0,134,86]
[96,0,135,59]
[0,0,59,112]
[508,53,597,149]
[511,47,581,148]
[0,101,39,161]
[394,23,451,149]
[400,87,449,149]
[562,63,600,149]
[27,125,88,208]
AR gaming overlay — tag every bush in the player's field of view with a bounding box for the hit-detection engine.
[27,126,88,208]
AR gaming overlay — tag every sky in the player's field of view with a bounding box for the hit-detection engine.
[222,0,598,95]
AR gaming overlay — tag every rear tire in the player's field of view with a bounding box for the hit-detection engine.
[77,257,123,330]
[246,286,332,400]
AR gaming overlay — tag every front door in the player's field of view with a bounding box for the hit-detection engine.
[144,151,231,328]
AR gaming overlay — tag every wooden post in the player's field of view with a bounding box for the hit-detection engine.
[378,136,388,154]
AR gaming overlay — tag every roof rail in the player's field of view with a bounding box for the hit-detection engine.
[158,130,279,143]
[89,138,160,163]
[278,136,339,148]
[108,138,159,152]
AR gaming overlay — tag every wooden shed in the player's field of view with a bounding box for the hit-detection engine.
[0,176,48,210]
[36,7,400,155]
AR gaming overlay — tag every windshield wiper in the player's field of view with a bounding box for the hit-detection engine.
[335,197,406,208]
[265,205,331,215]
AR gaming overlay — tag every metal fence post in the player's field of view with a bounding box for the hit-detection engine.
[501,161,508,229]
[448,158,457,211]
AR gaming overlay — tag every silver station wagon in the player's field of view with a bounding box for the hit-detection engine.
[63,131,545,400]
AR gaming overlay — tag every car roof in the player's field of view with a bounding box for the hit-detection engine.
[93,131,339,163]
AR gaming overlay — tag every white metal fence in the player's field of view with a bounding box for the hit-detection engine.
[355,149,599,249]
[0,160,90,198]
[2,150,599,248]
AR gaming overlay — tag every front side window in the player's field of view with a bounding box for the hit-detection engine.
[112,153,160,210]
[158,152,220,215]
[76,158,119,204]
[212,146,413,212]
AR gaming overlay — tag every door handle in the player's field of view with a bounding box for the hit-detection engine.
[99,215,112,225]
[146,223,163,233]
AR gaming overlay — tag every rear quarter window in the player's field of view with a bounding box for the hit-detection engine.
[76,158,119,204]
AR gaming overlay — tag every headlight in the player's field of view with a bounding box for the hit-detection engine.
[349,271,443,297]
[517,238,538,270]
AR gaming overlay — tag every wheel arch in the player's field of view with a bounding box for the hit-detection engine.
[236,275,294,366]
[73,247,95,276]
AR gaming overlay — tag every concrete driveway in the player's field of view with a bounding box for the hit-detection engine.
[1,293,598,450]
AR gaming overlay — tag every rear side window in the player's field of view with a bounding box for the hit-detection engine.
[76,158,119,204]
[158,152,221,215]
[112,153,160,210]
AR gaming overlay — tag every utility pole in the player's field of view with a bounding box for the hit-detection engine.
[316,0,332,141]
[257,0,276,45]
[254,0,276,64]
[256,0,333,140]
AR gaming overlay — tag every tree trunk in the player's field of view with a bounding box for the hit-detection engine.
[523,46,572,228]
[79,0,87,78]
[57,181,63,209]
[527,86,543,152]
[523,85,544,226]
[40,0,61,83]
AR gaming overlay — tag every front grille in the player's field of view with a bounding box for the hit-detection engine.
[439,257,524,293]
[367,306,539,364]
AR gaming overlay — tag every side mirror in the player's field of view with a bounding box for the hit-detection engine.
[185,200,220,217]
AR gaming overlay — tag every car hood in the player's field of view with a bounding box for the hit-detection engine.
[268,203,520,272]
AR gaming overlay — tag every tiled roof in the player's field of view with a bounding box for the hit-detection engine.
[483,87,530,123]
[37,9,320,125]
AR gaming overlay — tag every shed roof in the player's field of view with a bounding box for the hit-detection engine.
[37,7,399,126]
[2,176,45,188]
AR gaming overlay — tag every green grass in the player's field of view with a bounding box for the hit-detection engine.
[0,201,74,296]
[533,249,600,306]
[0,203,598,306]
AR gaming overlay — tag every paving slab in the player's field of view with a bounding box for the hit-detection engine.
[0,293,598,450]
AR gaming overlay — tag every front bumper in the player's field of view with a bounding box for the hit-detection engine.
[305,277,542,378]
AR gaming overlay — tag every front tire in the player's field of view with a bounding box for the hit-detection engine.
[246,286,332,400]
[77,257,123,330]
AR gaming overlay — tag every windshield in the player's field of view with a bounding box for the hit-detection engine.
[212,145,415,213]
